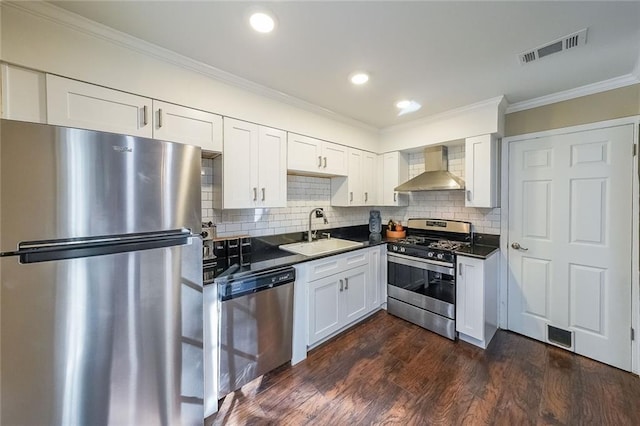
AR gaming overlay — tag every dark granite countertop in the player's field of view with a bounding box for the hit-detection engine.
[454,245,500,259]
[206,225,500,284]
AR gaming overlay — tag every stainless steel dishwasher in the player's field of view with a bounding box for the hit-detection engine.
[217,266,295,398]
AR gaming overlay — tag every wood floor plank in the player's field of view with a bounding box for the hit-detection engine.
[207,311,640,426]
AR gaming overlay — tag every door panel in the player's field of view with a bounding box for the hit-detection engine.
[508,124,634,370]
[344,266,368,323]
[308,277,341,344]
[258,126,286,207]
[0,120,201,250]
[1,237,202,425]
[223,118,258,208]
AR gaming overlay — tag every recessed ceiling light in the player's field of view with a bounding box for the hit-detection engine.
[396,100,422,116]
[349,72,369,85]
[250,12,275,33]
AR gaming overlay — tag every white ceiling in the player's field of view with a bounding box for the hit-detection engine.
[49,1,640,129]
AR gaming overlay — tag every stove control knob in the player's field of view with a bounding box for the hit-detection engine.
[392,246,398,252]
[400,247,406,253]
[436,253,444,260]
[427,252,435,258]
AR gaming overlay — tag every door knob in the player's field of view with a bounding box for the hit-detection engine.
[511,242,528,251]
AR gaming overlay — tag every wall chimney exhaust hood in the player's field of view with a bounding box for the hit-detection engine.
[394,146,465,192]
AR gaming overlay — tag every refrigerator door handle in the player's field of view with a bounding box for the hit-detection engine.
[2,230,194,264]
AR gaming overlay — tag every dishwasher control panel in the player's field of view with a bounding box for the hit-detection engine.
[219,268,295,301]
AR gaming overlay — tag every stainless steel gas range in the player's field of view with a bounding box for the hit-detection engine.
[387,218,472,340]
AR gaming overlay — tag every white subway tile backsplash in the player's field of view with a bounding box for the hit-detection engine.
[201,150,501,237]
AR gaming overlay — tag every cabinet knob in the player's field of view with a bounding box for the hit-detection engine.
[262,188,265,201]
[158,108,163,128]
[364,192,368,202]
[142,105,148,126]
[466,190,472,202]
[318,156,322,167]
[394,192,397,202]
[345,277,349,290]
[323,157,327,168]
[339,279,344,292]
[253,188,257,201]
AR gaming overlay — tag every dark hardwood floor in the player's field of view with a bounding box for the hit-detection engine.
[207,311,640,425]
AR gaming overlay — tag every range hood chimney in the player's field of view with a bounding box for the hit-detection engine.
[394,146,465,192]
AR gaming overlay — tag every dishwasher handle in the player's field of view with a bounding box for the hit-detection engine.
[218,267,296,301]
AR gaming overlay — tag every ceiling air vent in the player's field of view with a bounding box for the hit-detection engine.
[518,28,588,65]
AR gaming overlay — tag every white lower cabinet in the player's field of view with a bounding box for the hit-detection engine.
[456,252,499,348]
[291,247,383,357]
[308,263,370,345]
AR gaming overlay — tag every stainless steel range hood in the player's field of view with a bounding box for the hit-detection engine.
[394,146,465,192]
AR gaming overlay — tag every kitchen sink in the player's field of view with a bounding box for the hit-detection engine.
[279,238,363,257]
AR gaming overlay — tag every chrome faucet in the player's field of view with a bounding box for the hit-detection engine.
[308,208,328,242]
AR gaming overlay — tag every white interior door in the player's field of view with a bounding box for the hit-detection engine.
[507,124,634,371]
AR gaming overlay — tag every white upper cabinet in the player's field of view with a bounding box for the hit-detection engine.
[362,151,377,206]
[152,100,222,153]
[287,132,348,177]
[46,74,153,138]
[1,64,47,123]
[218,117,286,209]
[379,151,409,206]
[45,74,222,153]
[465,134,499,208]
[331,148,377,206]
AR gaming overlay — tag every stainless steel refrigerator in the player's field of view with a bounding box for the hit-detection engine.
[0,120,204,425]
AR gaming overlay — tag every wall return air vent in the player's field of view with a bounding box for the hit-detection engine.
[518,28,588,65]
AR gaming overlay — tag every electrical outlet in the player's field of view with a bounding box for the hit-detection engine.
[315,208,324,218]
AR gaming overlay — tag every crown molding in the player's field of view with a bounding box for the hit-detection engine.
[505,73,640,114]
[3,1,378,133]
[380,95,506,134]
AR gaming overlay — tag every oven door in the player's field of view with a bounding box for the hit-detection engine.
[387,252,456,319]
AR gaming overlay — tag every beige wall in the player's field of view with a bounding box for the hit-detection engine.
[505,84,640,137]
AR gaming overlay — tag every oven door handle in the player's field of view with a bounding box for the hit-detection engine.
[387,252,455,275]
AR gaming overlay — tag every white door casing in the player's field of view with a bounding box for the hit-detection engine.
[506,123,635,371]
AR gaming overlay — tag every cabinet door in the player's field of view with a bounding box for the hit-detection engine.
[258,126,287,207]
[347,148,363,205]
[322,142,348,176]
[368,247,381,310]
[382,152,409,206]
[287,133,323,174]
[1,64,47,123]
[362,152,377,205]
[465,135,498,208]
[308,275,342,345]
[343,265,369,324]
[222,117,259,209]
[456,256,485,341]
[153,100,222,152]
[46,74,153,138]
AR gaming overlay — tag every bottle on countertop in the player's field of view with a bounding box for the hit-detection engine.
[369,210,382,234]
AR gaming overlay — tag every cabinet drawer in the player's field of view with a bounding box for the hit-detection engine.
[306,256,343,282]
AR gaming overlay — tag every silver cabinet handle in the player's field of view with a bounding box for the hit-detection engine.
[394,192,397,202]
[323,157,327,168]
[511,242,528,251]
[318,156,322,167]
[261,188,265,201]
[459,264,462,277]
[339,279,344,292]
[345,277,349,290]
[466,190,472,201]
[158,108,163,128]
[142,105,148,126]
[350,192,353,202]
[364,192,368,202]
[253,188,257,201]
